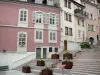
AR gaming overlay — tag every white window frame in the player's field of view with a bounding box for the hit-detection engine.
[34,11,43,24]
[18,8,28,23]
[49,13,58,25]
[35,29,43,43]
[49,31,57,43]
[17,32,27,47]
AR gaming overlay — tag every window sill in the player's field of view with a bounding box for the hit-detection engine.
[35,40,43,43]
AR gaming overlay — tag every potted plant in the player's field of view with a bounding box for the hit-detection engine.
[51,50,59,59]
[62,58,73,69]
[63,50,73,60]
[41,66,53,75]
[22,66,31,73]
[80,42,90,49]
[37,58,45,66]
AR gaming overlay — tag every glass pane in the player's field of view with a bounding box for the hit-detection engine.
[36,31,38,39]
[39,31,42,39]
[50,32,52,40]
[23,38,26,41]
[19,38,22,41]
[22,42,25,45]
[53,33,55,40]
[21,11,23,14]
[19,42,22,46]
[23,34,26,37]
[20,18,23,21]
[19,33,22,37]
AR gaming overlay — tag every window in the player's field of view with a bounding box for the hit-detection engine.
[55,47,58,52]
[18,32,27,47]
[65,13,68,21]
[64,0,67,7]
[78,30,81,38]
[65,13,72,22]
[65,27,68,35]
[35,30,43,42]
[69,28,72,36]
[19,8,28,23]
[49,31,57,42]
[69,14,72,22]
[49,47,52,52]
[83,31,85,41]
[82,20,84,27]
[50,14,56,25]
[78,19,80,25]
[91,25,94,31]
[98,9,100,16]
[68,1,71,9]
[35,12,43,23]
[88,24,94,31]
[91,14,93,20]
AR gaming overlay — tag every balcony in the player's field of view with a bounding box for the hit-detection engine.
[74,9,87,19]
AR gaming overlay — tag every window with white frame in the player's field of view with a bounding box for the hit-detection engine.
[98,9,100,16]
[35,12,43,24]
[65,13,72,22]
[18,32,27,47]
[19,8,28,23]
[49,14,56,25]
[78,30,81,38]
[49,31,57,42]
[35,30,43,42]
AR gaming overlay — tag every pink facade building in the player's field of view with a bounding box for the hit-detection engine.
[81,0,100,45]
[0,0,61,59]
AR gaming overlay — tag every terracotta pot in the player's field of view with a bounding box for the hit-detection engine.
[22,66,31,73]
[42,69,53,75]
[63,53,73,59]
[64,62,73,69]
[37,60,45,66]
[51,54,59,59]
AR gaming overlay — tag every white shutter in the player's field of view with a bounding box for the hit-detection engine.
[55,14,59,25]
[46,13,50,24]
[43,13,47,24]
[94,25,96,31]
[32,11,35,23]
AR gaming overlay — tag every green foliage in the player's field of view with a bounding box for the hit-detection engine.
[64,50,69,54]
[80,42,90,48]
[40,58,43,61]
[44,65,49,70]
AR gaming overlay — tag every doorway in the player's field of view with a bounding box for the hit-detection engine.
[43,48,47,59]
[36,48,41,59]
[64,40,67,50]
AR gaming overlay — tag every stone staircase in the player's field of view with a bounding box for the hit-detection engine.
[14,49,100,75]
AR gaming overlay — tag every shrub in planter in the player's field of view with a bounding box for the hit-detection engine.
[51,52,59,59]
[22,66,31,73]
[63,50,73,60]
[62,58,73,69]
[37,58,45,66]
[80,42,90,48]
[41,66,53,75]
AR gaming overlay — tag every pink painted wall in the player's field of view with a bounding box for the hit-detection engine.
[84,3,99,42]
[0,2,61,52]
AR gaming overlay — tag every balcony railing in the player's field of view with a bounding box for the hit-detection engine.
[74,9,87,18]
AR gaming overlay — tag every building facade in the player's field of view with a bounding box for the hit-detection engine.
[81,0,99,45]
[0,0,61,68]
[60,0,77,51]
